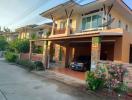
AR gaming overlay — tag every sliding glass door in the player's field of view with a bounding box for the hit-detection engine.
[82,15,102,30]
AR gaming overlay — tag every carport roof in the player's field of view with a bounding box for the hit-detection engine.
[30,31,122,42]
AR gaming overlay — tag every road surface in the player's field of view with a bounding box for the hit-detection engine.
[0,58,101,100]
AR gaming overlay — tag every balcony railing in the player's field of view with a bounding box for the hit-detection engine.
[70,27,123,35]
[54,28,66,35]
[70,27,103,34]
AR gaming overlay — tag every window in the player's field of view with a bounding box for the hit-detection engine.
[82,14,102,30]
[82,17,91,30]
[92,15,102,28]
[92,15,98,28]
[118,20,121,28]
[60,21,66,29]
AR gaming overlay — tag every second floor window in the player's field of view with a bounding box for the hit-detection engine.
[82,15,102,30]
[82,16,91,30]
[60,21,66,29]
[92,15,102,28]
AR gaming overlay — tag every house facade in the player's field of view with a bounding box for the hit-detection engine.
[16,23,52,40]
[0,31,19,42]
[16,24,38,39]
[6,32,19,42]
[31,0,132,70]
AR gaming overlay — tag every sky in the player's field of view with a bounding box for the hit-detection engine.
[0,0,131,31]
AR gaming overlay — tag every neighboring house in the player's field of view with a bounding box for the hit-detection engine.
[34,22,52,38]
[0,31,18,42]
[6,32,19,42]
[16,24,38,39]
[38,0,132,69]
[16,23,52,39]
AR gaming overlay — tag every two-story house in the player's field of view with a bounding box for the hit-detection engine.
[6,32,19,42]
[16,24,38,39]
[37,0,132,70]
[16,23,52,40]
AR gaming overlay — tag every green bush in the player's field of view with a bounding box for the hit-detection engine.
[33,46,43,54]
[18,40,30,53]
[8,39,29,53]
[86,71,105,91]
[0,36,8,51]
[5,52,18,62]
[16,59,35,71]
[114,83,128,94]
[34,61,44,71]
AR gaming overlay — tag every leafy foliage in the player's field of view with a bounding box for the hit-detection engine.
[18,39,29,53]
[5,52,18,62]
[31,33,37,39]
[33,46,43,54]
[86,71,105,91]
[0,36,8,51]
[8,39,29,53]
[114,83,128,94]
[46,31,51,37]
[34,61,45,71]
[16,59,35,71]
[94,61,129,94]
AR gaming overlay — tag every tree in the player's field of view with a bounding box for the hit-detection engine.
[18,39,30,53]
[0,36,8,51]
[8,39,29,53]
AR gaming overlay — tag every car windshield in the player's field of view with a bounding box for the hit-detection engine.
[75,56,90,62]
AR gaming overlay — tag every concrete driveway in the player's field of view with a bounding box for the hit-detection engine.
[0,58,102,100]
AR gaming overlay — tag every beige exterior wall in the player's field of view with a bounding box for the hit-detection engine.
[121,31,132,63]
[52,6,132,35]
[48,1,132,64]
[110,8,132,32]
[18,29,39,39]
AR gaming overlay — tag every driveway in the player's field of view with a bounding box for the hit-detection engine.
[0,58,102,100]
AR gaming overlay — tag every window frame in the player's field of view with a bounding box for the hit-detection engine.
[81,12,103,31]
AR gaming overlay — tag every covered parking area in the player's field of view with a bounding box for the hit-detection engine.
[29,32,122,71]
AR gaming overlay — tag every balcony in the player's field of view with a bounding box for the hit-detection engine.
[54,28,66,35]
[70,28,123,36]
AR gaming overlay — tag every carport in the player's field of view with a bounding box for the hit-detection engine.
[29,31,122,71]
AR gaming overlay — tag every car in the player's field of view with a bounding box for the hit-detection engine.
[69,56,91,71]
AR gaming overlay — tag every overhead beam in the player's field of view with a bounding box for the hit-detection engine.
[69,9,74,18]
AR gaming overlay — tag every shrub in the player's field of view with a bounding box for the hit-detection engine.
[5,52,18,62]
[33,46,43,54]
[0,36,8,51]
[34,61,45,71]
[86,71,105,91]
[18,39,29,53]
[95,61,129,94]
[8,39,29,53]
[16,59,35,71]
[114,83,128,94]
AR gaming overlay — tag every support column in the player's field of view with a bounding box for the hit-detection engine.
[65,46,75,68]
[42,41,46,67]
[65,9,73,36]
[65,46,70,67]
[29,40,32,60]
[44,41,51,69]
[65,17,70,36]
[91,37,101,71]
[51,20,55,35]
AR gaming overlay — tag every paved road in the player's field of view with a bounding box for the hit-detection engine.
[0,58,102,100]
